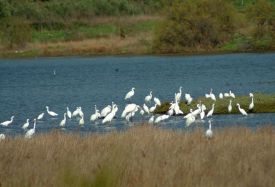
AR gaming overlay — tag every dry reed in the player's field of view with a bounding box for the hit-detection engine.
[0,125,274,187]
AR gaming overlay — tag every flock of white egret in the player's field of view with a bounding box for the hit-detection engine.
[0,86,255,140]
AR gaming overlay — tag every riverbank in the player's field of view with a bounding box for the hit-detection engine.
[155,93,275,115]
[0,125,274,187]
[0,14,274,59]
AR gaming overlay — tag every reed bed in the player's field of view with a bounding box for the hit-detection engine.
[0,125,274,187]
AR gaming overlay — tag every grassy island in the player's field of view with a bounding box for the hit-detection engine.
[154,93,275,115]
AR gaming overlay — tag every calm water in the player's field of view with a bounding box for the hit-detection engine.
[1,53,275,136]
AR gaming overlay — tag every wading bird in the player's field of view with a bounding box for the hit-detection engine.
[46,106,58,117]
[237,103,247,116]
[125,87,135,100]
[1,116,14,126]
[25,119,36,139]
[205,120,213,139]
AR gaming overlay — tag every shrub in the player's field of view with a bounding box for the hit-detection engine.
[0,16,32,48]
[153,0,239,53]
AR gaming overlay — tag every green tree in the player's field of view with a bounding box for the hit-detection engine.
[0,17,32,48]
[153,0,239,53]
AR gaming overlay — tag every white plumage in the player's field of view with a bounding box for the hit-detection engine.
[237,103,247,116]
[1,116,14,126]
[125,87,135,100]
[46,106,58,117]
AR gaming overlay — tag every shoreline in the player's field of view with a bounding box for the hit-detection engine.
[1,47,275,59]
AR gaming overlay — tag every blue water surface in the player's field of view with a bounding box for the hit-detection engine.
[0,53,275,136]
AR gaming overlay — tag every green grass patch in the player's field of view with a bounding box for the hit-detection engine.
[32,19,159,43]
[155,93,275,115]
[220,34,251,51]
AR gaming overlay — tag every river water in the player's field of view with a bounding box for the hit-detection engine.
[1,53,275,136]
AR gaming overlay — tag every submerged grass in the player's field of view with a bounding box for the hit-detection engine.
[0,125,274,187]
[155,93,275,114]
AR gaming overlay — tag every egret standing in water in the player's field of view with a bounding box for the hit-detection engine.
[149,116,155,124]
[125,87,135,100]
[90,105,101,122]
[37,112,44,121]
[145,91,152,103]
[60,113,66,127]
[0,134,5,140]
[236,103,247,116]
[205,120,213,139]
[67,107,72,119]
[1,116,14,126]
[25,119,36,139]
[46,106,58,117]
[22,119,30,130]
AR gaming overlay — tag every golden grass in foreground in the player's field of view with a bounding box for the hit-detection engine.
[0,125,274,187]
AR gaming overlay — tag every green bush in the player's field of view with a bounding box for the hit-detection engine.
[153,0,239,53]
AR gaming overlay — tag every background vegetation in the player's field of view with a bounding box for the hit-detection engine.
[153,0,275,53]
[0,0,275,56]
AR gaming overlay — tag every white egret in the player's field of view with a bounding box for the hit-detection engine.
[200,107,205,120]
[1,116,14,126]
[219,93,223,99]
[46,106,58,117]
[0,134,5,140]
[60,113,66,127]
[78,107,84,118]
[140,109,144,116]
[143,104,150,114]
[184,109,193,119]
[229,90,235,98]
[175,86,182,102]
[208,88,216,101]
[185,93,193,105]
[192,105,201,117]
[186,114,195,127]
[72,107,80,117]
[90,105,101,121]
[249,93,254,111]
[102,105,118,124]
[206,104,215,118]
[145,91,152,103]
[237,103,247,116]
[224,92,230,97]
[79,116,85,126]
[101,105,112,118]
[148,116,155,124]
[125,87,135,100]
[205,120,213,139]
[22,119,30,130]
[228,100,232,113]
[149,104,157,113]
[154,97,161,106]
[121,104,138,118]
[37,113,44,120]
[67,107,72,119]
[174,100,183,115]
[155,114,170,123]
[25,119,36,139]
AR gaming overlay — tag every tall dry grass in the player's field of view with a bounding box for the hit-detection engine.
[0,125,274,187]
